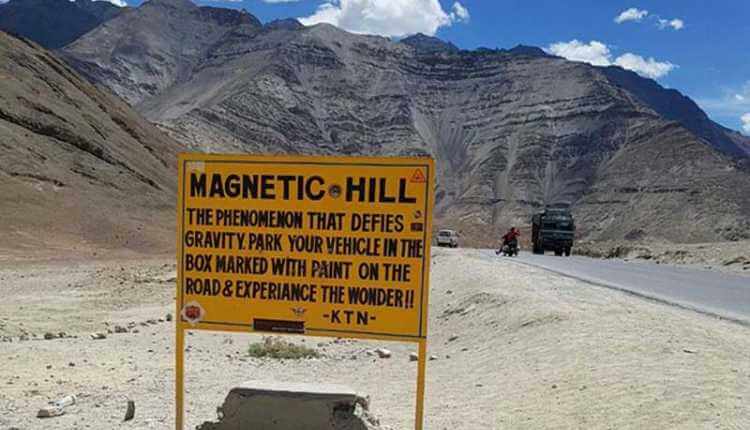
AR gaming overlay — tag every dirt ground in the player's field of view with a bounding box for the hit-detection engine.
[1,248,749,429]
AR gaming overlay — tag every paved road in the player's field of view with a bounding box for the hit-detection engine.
[479,249,750,325]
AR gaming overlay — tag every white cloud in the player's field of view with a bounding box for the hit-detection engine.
[697,81,750,120]
[669,19,684,30]
[658,18,684,30]
[614,8,649,24]
[547,40,677,79]
[547,40,611,66]
[450,2,470,23]
[613,53,676,79]
[95,0,127,6]
[76,0,127,6]
[742,113,750,134]
[299,0,470,37]
[615,8,684,31]
[695,82,750,132]
[730,82,750,108]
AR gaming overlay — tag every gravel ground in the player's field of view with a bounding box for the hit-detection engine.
[1,248,749,429]
[574,240,750,274]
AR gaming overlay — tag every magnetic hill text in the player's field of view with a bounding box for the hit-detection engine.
[189,173,418,204]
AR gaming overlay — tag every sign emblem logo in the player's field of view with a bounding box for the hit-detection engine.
[181,301,205,325]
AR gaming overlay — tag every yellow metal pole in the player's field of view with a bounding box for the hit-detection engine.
[175,324,184,430]
[176,155,185,430]
[415,339,427,430]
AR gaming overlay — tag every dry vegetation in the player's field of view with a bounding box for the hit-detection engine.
[247,337,321,360]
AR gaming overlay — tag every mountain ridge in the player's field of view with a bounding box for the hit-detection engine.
[61,0,263,105]
[59,1,750,244]
[0,0,124,49]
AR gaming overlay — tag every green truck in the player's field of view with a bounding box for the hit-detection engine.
[532,207,575,256]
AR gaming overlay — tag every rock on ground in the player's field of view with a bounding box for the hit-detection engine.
[196,382,381,430]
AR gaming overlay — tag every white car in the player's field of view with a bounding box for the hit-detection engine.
[436,229,459,248]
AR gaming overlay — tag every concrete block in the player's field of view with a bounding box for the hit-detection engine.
[197,381,381,430]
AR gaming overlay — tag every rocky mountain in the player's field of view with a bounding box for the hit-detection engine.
[0,0,124,49]
[600,66,750,159]
[401,33,459,54]
[60,0,750,244]
[0,31,181,257]
[61,0,261,106]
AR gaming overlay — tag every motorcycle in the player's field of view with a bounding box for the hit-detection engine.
[496,240,519,257]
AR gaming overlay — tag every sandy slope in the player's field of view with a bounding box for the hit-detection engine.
[1,249,749,429]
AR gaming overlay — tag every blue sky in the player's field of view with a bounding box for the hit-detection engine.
[127,0,750,133]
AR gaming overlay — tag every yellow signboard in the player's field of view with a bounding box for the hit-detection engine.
[175,154,435,429]
[177,153,434,339]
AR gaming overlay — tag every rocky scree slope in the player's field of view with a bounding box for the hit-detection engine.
[0,31,182,256]
[60,2,750,244]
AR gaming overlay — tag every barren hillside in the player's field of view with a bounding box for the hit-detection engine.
[0,31,182,259]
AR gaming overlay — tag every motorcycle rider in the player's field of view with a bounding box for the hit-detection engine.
[496,227,520,255]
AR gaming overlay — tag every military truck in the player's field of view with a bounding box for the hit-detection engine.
[532,207,575,256]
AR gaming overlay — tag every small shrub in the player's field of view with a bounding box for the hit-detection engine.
[247,337,320,360]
